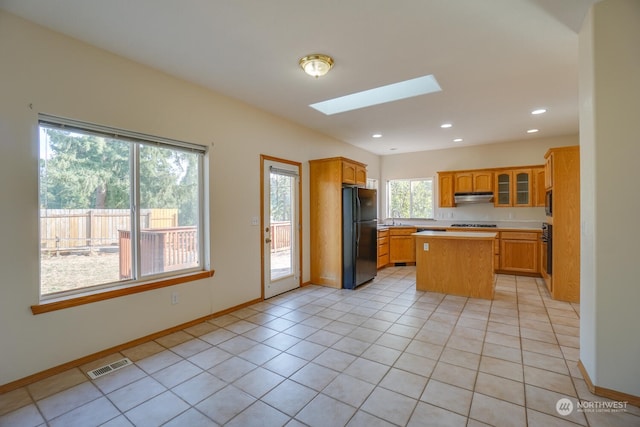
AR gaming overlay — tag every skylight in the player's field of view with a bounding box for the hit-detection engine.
[309,75,442,115]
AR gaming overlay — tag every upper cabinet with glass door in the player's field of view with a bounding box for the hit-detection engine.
[495,172,512,206]
[494,169,533,207]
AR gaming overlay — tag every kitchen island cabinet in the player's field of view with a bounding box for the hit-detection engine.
[413,231,496,299]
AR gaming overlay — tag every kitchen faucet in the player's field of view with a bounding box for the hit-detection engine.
[391,209,400,226]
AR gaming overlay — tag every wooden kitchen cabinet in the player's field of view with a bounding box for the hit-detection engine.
[342,160,367,186]
[455,171,493,193]
[309,157,368,288]
[544,146,580,302]
[494,233,500,272]
[533,167,546,207]
[513,169,532,206]
[499,231,539,274]
[454,173,473,193]
[494,169,533,207]
[377,229,390,269]
[389,227,416,264]
[440,165,542,208]
[495,172,512,206]
[544,153,553,189]
[438,172,455,207]
[474,171,494,192]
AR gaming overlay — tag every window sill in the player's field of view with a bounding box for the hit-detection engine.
[31,270,215,315]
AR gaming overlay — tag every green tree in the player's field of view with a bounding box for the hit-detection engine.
[389,180,410,218]
[40,128,129,209]
[270,173,293,222]
[175,153,199,226]
[40,128,201,226]
[388,179,433,219]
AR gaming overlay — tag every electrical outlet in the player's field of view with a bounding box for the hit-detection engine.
[251,216,259,226]
[423,243,429,251]
[171,292,179,305]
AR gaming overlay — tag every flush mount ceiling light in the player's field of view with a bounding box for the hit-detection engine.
[299,54,334,78]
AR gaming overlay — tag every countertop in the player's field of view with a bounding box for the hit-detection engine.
[377,223,541,232]
[413,230,498,239]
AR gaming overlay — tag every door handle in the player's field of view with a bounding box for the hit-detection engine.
[265,238,272,243]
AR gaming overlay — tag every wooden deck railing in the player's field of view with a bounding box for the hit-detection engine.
[118,227,198,279]
[271,221,291,252]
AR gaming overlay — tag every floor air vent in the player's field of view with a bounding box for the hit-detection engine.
[87,358,133,380]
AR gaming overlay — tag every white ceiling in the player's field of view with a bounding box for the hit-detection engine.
[0,0,597,155]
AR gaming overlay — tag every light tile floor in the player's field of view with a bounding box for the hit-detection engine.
[1,267,638,426]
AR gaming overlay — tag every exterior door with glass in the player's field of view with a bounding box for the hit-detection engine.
[262,157,300,299]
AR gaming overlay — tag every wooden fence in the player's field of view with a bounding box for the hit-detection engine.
[40,209,178,251]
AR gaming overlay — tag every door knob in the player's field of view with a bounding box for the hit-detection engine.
[265,238,272,243]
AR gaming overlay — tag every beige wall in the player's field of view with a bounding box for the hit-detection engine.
[0,11,379,386]
[579,0,640,397]
[380,135,577,222]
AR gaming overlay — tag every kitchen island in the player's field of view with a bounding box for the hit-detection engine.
[413,230,497,299]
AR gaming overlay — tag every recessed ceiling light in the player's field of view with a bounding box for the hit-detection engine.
[390,148,397,151]
[440,123,453,128]
[453,138,463,142]
[531,108,547,115]
[309,74,442,115]
[527,129,539,133]
[372,133,382,138]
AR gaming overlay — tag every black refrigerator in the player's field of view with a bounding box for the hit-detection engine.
[343,187,377,289]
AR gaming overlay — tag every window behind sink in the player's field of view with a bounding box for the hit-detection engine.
[387,178,434,220]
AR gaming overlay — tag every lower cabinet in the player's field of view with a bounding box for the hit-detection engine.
[389,228,417,264]
[499,231,540,274]
[377,229,390,269]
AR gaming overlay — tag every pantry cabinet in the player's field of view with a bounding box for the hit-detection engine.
[544,146,580,302]
[309,157,368,288]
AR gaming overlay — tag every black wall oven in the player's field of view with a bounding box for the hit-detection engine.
[542,223,552,275]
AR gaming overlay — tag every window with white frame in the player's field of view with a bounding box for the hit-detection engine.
[38,115,206,299]
[387,178,434,219]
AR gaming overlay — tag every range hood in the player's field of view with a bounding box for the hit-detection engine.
[454,191,494,204]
